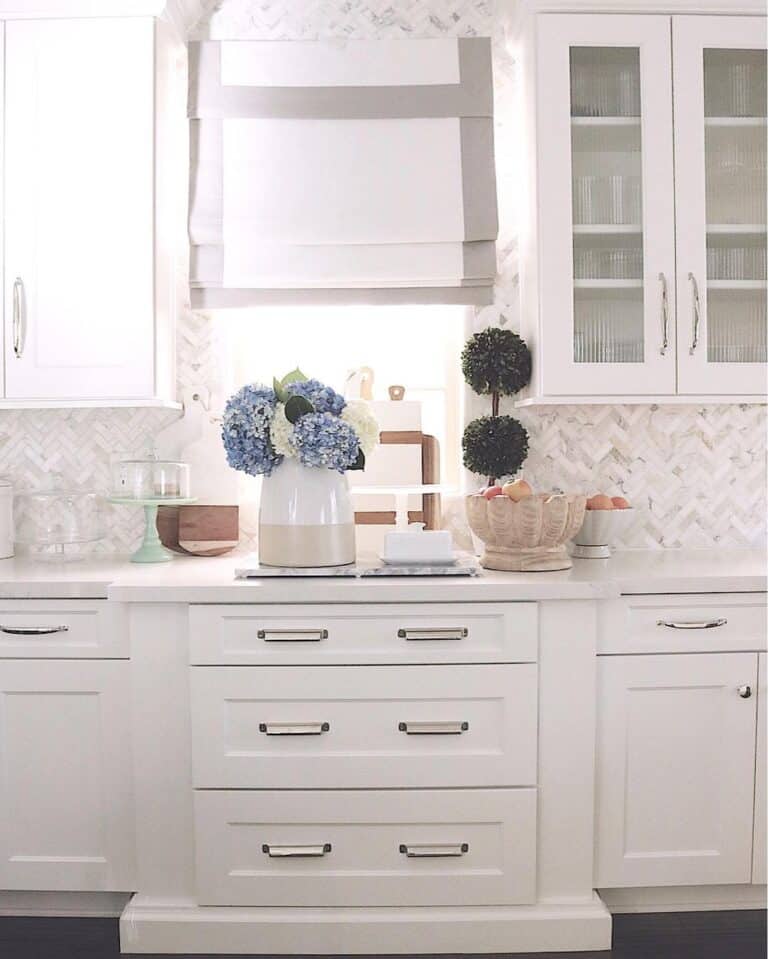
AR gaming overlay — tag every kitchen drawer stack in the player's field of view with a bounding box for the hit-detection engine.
[188,603,539,908]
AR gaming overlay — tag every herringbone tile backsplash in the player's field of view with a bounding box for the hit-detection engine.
[1,0,763,554]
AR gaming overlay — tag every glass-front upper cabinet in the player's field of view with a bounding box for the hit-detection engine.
[674,17,767,395]
[535,16,676,396]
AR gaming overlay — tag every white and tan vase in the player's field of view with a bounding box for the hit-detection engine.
[258,457,355,567]
[465,493,587,572]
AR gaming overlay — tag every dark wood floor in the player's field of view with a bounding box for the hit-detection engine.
[0,910,764,959]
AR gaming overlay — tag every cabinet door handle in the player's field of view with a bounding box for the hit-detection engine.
[398,721,469,735]
[259,722,329,736]
[257,628,328,642]
[0,625,69,636]
[262,843,331,858]
[738,685,752,699]
[397,627,468,641]
[399,843,469,858]
[688,272,701,355]
[657,618,727,630]
[658,272,669,355]
[12,277,26,359]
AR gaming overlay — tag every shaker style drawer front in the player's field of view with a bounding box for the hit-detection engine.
[0,601,128,659]
[194,788,536,907]
[189,603,537,665]
[190,664,537,788]
[598,594,767,654]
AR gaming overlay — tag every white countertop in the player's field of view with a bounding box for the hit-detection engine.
[0,548,763,602]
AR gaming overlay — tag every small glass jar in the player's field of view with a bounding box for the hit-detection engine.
[111,459,191,500]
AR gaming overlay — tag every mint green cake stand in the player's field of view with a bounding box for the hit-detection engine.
[108,497,197,563]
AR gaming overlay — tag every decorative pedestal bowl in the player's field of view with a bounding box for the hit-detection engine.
[466,493,587,572]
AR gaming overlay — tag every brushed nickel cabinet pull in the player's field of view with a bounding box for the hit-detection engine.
[12,277,26,359]
[688,272,701,355]
[738,685,752,699]
[0,625,69,636]
[257,628,328,642]
[262,843,331,858]
[657,618,727,630]
[398,721,469,735]
[658,272,669,355]
[399,843,469,857]
[397,627,468,641]
[259,722,330,736]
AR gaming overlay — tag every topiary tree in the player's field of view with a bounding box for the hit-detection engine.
[461,327,532,487]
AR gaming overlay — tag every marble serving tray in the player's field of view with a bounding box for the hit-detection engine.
[234,556,478,579]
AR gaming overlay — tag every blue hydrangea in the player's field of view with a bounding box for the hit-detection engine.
[221,384,282,476]
[291,412,360,472]
[285,379,346,416]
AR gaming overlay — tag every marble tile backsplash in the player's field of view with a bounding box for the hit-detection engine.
[0,0,763,554]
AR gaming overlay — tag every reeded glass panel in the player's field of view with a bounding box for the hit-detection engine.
[703,48,767,363]
[570,48,644,364]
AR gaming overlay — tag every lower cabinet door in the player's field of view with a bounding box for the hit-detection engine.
[194,788,536,907]
[753,652,766,884]
[595,652,758,887]
[0,660,135,891]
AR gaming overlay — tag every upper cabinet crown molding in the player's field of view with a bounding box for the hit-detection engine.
[0,0,208,34]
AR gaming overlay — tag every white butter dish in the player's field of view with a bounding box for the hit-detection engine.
[381,523,455,565]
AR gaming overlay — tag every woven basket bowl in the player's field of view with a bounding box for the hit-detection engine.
[466,492,587,572]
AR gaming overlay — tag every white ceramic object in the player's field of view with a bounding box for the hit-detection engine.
[382,523,454,565]
[259,457,355,567]
[572,508,636,558]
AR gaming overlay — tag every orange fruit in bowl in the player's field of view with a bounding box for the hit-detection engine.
[611,496,631,509]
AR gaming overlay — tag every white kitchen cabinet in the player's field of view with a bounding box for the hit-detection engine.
[753,652,766,884]
[0,659,135,891]
[1,17,182,405]
[595,652,758,888]
[518,11,767,403]
[673,17,767,395]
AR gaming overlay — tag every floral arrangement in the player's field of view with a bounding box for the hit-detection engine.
[222,369,379,477]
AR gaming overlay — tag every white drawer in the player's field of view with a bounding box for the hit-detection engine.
[194,788,536,907]
[190,663,536,789]
[598,594,767,654]
[189,602,536,665]
[0,600,128,659]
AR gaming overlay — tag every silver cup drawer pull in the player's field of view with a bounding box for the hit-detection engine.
[398,721,469,735]
[397,627,468,641]
[259,722,330,736]
[399,843,469,858]
[0,625,69,636]
[262,843,331,858]
[657,618,727,630]
[257,628,328,642]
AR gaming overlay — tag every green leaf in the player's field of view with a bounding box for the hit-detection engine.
[280,368,308,390]
[284,394,314,424]
[347,448,366,471]
[273,376,287,403]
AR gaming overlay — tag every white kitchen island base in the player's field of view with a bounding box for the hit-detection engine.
[119,898,613,954]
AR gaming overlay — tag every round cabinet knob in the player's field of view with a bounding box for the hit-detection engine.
[738,685,752,699]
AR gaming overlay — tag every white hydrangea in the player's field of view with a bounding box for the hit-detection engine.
[269,405,296,458]
[341,401,379,458]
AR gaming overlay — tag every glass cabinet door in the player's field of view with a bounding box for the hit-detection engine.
[536,15,676,396]
[674,16,767,396]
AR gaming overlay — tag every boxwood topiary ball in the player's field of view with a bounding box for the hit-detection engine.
[461,327,532,396]
[462,415,529,480]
